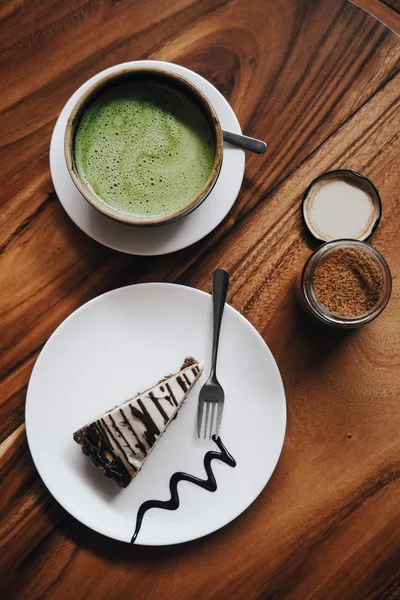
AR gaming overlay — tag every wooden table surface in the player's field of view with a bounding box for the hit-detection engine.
[1,1,400,598]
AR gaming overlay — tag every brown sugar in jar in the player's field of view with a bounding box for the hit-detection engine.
[301,240,392,328]
[313,247,383,317]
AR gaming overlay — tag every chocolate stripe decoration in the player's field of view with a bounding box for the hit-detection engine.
[164,395,174,406]
[130,399,160,446]
[119,408,146,454]
[100,418,133,470]
[95,420,113,452]
[109,414,137,456]
[92,421,111,450]
[183,373,191,386]
[148,391,169,424]
[131,436,236,544]
[176,375,187,393]
[166,382,177,406]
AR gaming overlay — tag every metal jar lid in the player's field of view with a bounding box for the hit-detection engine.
[302,169,382,242]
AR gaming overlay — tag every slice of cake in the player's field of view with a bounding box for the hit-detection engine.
[73,357,203,488]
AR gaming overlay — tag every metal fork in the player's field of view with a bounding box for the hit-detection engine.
[197,268,229,439]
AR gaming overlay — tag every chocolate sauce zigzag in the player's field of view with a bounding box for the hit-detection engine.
[73,357,204,487]
[131,436,236,543]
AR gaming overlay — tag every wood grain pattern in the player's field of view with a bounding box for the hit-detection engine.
[352,0,400,32]
[0,1,399,599]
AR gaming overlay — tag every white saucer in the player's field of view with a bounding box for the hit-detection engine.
[50,61,245,256]
[26,283,286,545]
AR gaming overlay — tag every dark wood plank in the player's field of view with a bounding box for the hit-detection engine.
[0,0,399,599]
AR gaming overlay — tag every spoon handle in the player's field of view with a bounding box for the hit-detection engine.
[222,130,267,154]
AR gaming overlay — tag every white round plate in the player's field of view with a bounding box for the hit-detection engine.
[26,283,286,545]
[50,61,245,255]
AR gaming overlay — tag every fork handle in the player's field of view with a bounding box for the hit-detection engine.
[211,268,229,379]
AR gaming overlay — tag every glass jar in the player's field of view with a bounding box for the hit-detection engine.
[301,239,392,328]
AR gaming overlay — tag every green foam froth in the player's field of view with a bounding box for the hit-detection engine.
[74,81,216,219]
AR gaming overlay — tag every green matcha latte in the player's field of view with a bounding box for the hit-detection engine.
[73,81,216,219]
